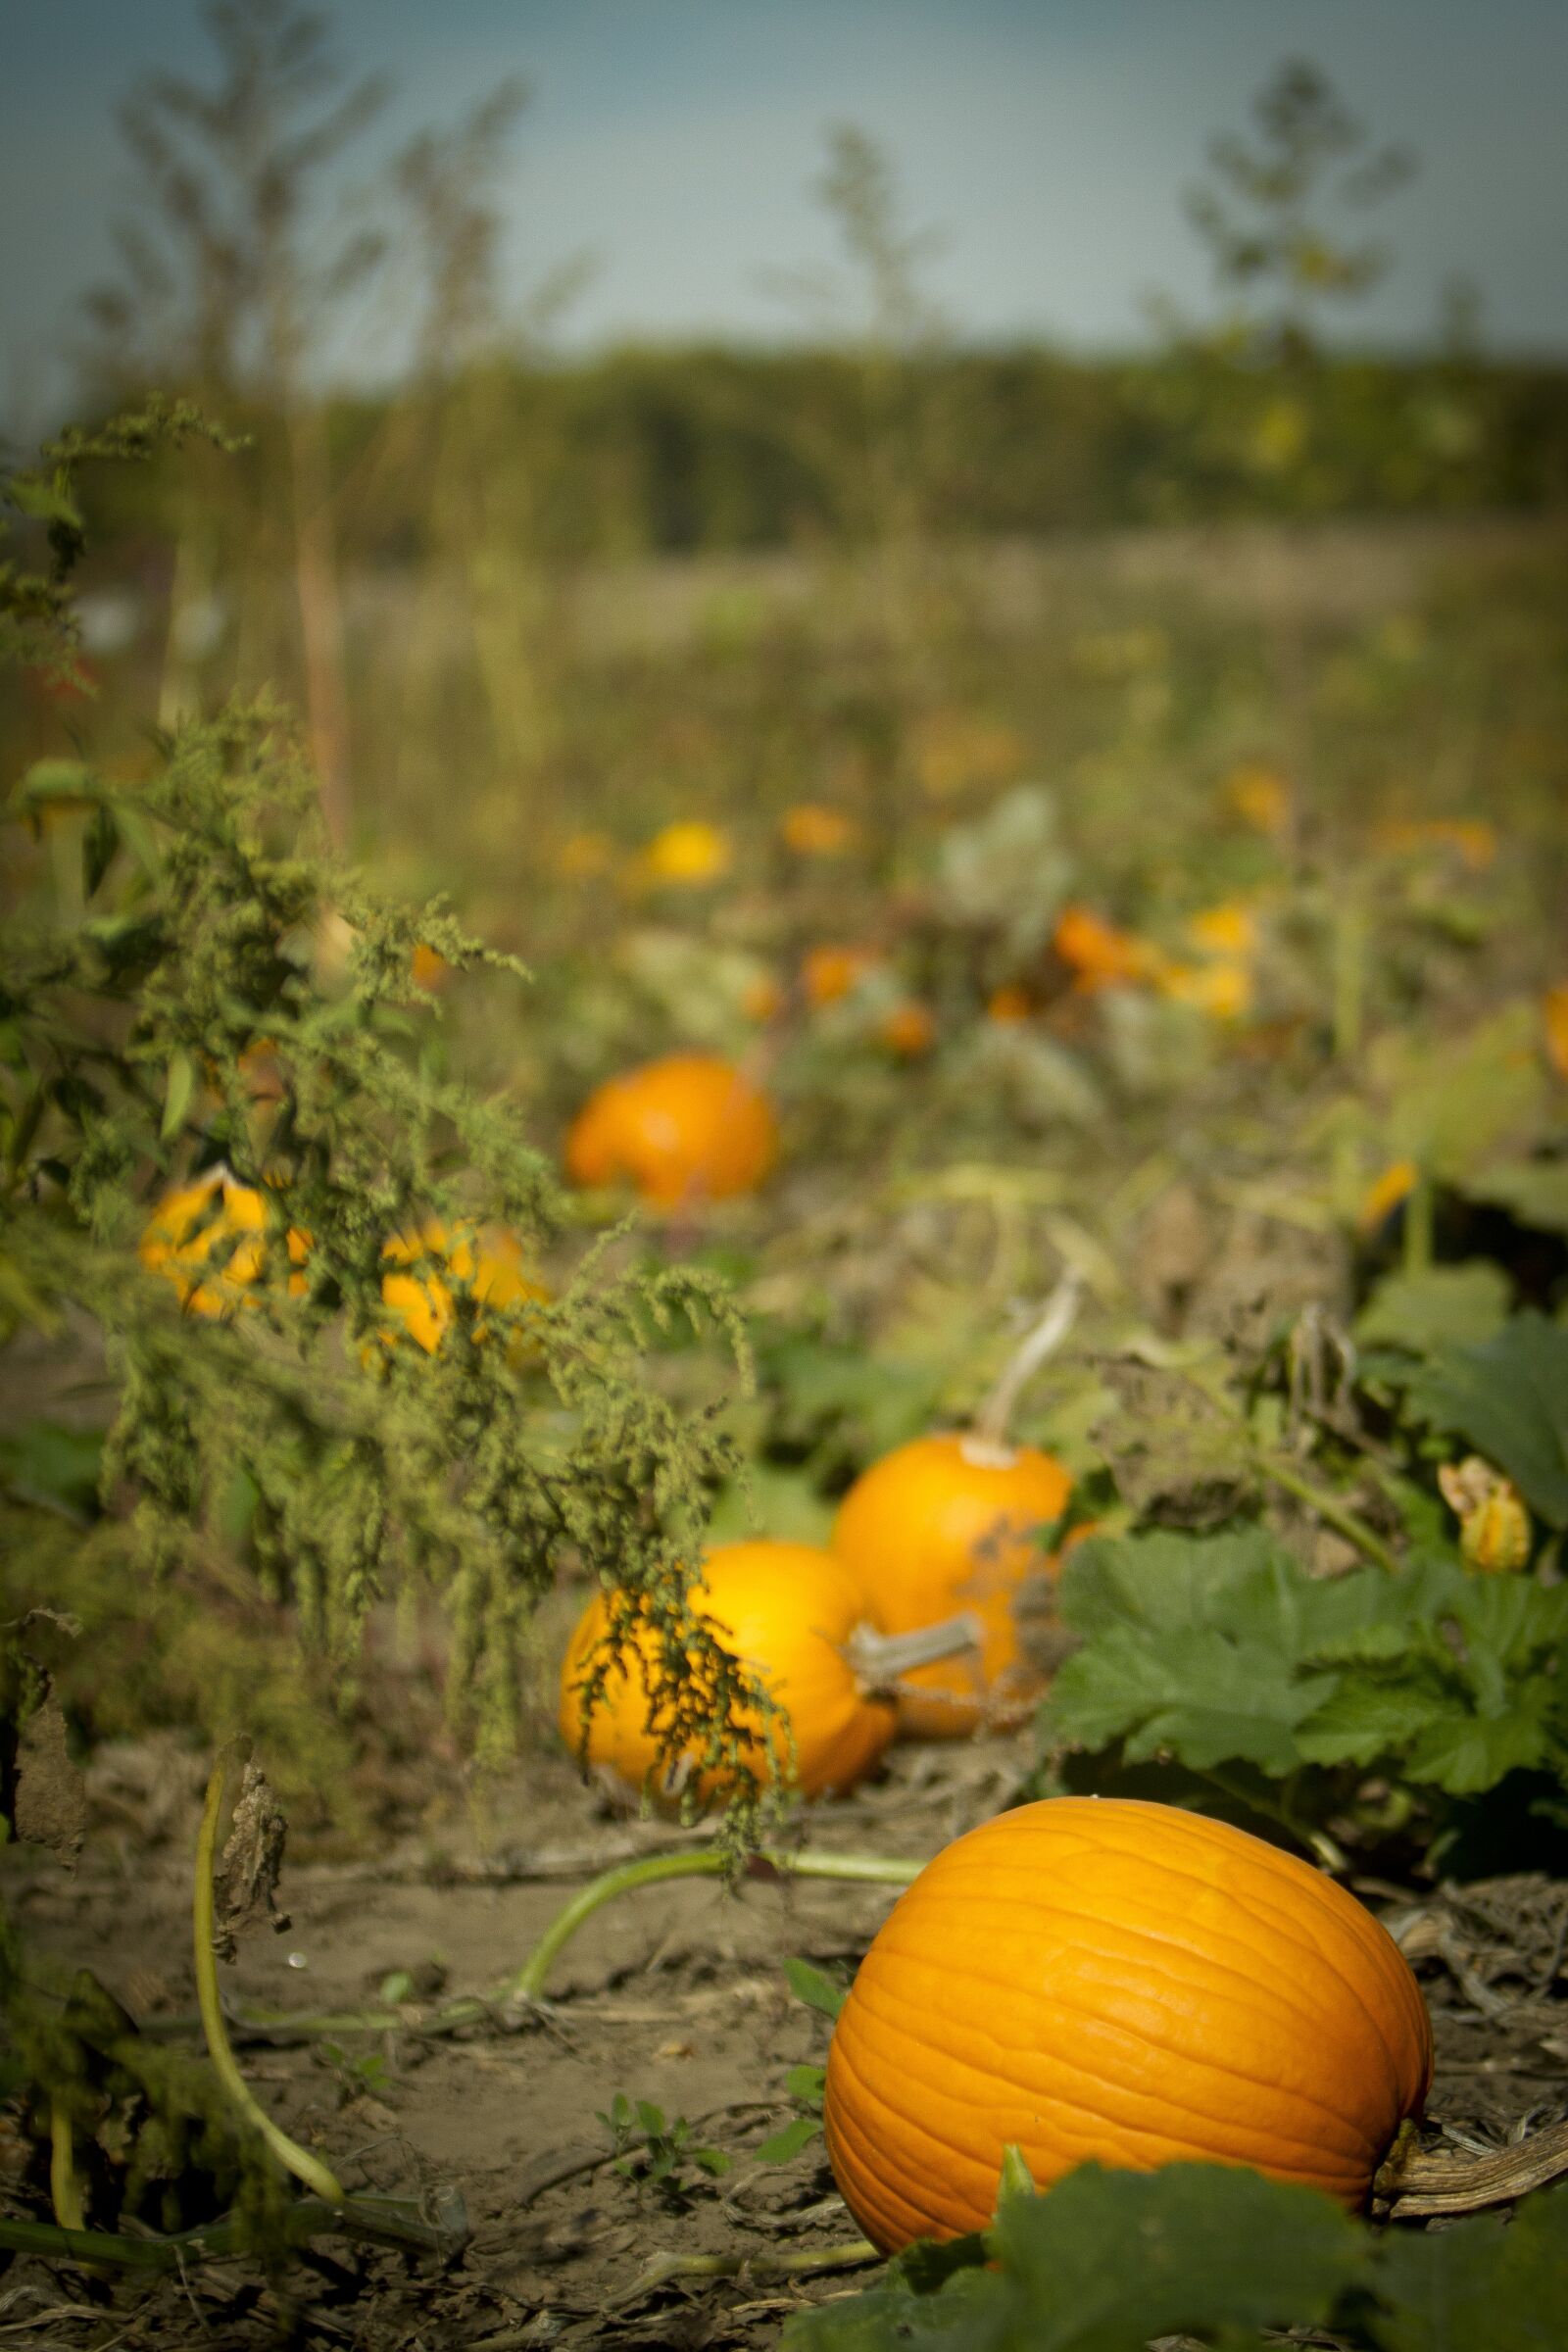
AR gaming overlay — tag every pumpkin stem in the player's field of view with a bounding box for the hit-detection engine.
[970,1268,1083,1453]
[845,1611,984,1696]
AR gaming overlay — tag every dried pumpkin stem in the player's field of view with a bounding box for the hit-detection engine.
[971,1269,1084,1453]
[512,1847,922,2002]
[194,1749,346,2209]
[846,1611,983,1695]
[617,2239,879,2301]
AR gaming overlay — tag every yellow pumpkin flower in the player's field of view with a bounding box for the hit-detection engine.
[636,820,732,887]
[1356,1159,1419,1234]
[1186,901,1259,961]
[1438,1457,1532,1574]
[1157,959,1252,1020]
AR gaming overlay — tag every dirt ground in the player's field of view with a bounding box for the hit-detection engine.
[6,1722,1568,2352]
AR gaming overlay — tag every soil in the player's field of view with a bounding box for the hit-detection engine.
[5,1726,1568,2352]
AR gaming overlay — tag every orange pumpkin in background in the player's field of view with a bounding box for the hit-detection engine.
[558,1542,903,1803]
[832,1431,1070,1737]
[824,1797,1434,2251]
[802,945,883,1007]
[564,1054,778,1206]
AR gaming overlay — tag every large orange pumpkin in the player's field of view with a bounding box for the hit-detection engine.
[831,1432,1071,1738]
[564,1054,778,1207]
[559,1541,971,1804]
[824,1797,1433,2250]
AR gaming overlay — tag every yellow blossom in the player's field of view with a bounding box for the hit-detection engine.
[636,820,732,887]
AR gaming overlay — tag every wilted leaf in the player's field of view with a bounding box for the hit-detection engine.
[212,1760,291,1960]
[14,1688,85,1868]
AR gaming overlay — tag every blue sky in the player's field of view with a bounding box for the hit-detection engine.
[3,0,1566,427]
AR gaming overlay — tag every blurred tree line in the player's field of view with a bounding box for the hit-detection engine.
[17,6,1567,852]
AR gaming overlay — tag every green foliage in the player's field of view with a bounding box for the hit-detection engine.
[597,2093,731,2199]
[1401,1313,1568,1529]
[1037,1524,1568,1838]
[0,1910,290,2246]
[1,410,770,1811]
[782,2162,1568,2352]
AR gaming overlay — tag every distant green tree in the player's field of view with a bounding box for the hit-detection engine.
[1186,58,1415,363]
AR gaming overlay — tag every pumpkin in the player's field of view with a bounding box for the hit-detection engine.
[802,945,882,1008]
[879,1000,936,1058]
[379,1218,544,1354]
[831,1431,1071,1737]
[140,1169,309,1317]
[1052,906,1154,993]
[559,1541,978,1804]
[824,1797,1433,2250]
[564,1054,778,1206]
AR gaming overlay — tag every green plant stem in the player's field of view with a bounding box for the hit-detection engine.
[512,1848,922,2002]
[1253,1450,1402,1575]
[0,2194,464,2274]
[48,2094,84,2230]
[1200,1766,1349,1875]
[1401,1169,1435,1276]
[194,1750,346,2207]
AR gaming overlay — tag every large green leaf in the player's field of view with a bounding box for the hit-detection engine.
[1353,1263,1511,1354]
[1038,1527,1568,1803]
[782,2168,1568,2352]
[1404,1313,1568,1526]
[784,2163,1365,2352]
[1373,2183,1568,2350]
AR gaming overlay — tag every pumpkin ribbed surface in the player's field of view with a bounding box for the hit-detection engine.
[823,1798,1433,2250]
[558,1541,894,1803]
[564,1054,778,1206]
[831,1433,1071,1737]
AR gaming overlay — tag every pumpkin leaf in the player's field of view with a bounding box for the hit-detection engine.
[1353,1262,1512,1354]
[1037,1528,1568,1812]
[784,2173,1568,2350]
[1402,1312,1568,1527]
[782,1956,847,2022]
[1371,2182,1568,2350]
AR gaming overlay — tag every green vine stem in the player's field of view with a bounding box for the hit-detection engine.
[1253,1449,1403,1575]
[48,2094,84,2230]
[0,2193,466,2274]
[194,1750,346,2207]
[511,1848,922,2002]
